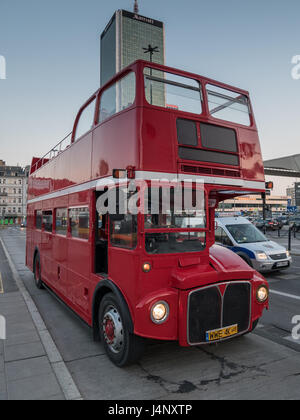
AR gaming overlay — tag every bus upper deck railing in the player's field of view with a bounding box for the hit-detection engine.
[30,131,72,174]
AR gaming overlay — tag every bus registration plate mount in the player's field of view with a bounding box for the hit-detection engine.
[206,324,238,342]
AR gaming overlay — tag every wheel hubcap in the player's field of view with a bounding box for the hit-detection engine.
[102,306,124,354]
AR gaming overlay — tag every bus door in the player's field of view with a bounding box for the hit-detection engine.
[67,206,92,313]
[108,211,139,302]
[94,210,108,274]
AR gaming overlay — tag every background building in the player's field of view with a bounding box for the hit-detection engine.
[100,9,165,86]
[219,194,289,215]
[286,186,296,206]
[219,154,300,214]
[0,160,29,224]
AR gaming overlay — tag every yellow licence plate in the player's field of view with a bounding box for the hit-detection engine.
[206,325,238,342]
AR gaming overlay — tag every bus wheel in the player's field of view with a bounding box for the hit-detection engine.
[33,253,44,290]
[99,293,145,367]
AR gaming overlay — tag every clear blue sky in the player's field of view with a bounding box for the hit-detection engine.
[0,0,299,166]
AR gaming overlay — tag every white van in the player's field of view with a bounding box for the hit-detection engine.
[215,216,291,272]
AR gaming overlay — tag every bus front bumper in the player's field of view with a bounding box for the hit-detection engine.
[133,275,269,346]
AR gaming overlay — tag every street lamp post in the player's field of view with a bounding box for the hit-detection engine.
[143,44,160,104]
[134,0,139,14]
[143,44,160,63]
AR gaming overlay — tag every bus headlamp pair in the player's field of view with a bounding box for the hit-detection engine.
[256,285,269,303]
[150,287,269,324]
[151,301,169,324]
[143,264,169,324]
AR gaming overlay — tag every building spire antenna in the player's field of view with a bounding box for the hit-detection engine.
[134,0,139,14]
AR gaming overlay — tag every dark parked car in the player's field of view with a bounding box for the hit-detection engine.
[254,219,267,230]
[255,219,280,231]
[276,216,289,227]
[265,219,280,230]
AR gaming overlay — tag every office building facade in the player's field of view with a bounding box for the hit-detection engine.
[100,9,165,86]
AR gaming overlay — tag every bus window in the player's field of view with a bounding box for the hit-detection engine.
[75,98,96,141]
[206,84,251,126]
[55,208,68,236]
[144,187,206,254]
[99,72,136,123]
[176,119,198,146]
[36,210,42,230]
[144,68,202,114]
[43,211,53,233]
[110,214,137,249]
[70,207,90,240]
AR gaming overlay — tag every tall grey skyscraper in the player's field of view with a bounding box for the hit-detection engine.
[100,9,165,86]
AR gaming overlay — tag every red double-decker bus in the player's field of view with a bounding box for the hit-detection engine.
[26,60,269,366]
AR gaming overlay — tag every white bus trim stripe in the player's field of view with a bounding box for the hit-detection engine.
[27,172,265,204]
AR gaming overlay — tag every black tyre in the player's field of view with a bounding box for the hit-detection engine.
[251,319,259,332]
[33,253,44,289]
[99,293,145,367]
[242,319,260,337]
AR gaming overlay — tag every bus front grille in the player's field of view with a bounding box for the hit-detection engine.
[188,282,251,345]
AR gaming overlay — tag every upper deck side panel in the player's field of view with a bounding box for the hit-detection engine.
[28,132,93,201]
[91,108,139,179]
[28,108,139,201]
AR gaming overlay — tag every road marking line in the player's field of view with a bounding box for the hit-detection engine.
[270,289,300,301]
[276,275,300,280]
[0,272,3,293]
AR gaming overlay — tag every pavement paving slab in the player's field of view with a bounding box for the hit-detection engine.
[0,239,66,400]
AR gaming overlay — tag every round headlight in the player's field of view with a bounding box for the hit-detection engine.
[256,252,268,261]
[151,301,169,324]
[257,285,269,303]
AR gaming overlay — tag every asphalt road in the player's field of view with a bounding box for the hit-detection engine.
[1,226,300,400]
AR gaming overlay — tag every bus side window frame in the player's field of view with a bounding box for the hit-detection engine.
[35,210,43,230]
[69,206,90,241]
[42,210,53,234]
[109,213,138,250]
[72,95,97,144]
[97,71,137,125]
[55,207,69,237]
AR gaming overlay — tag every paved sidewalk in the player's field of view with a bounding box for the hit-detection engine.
[0,291,65,400]
[0,235,67,400]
